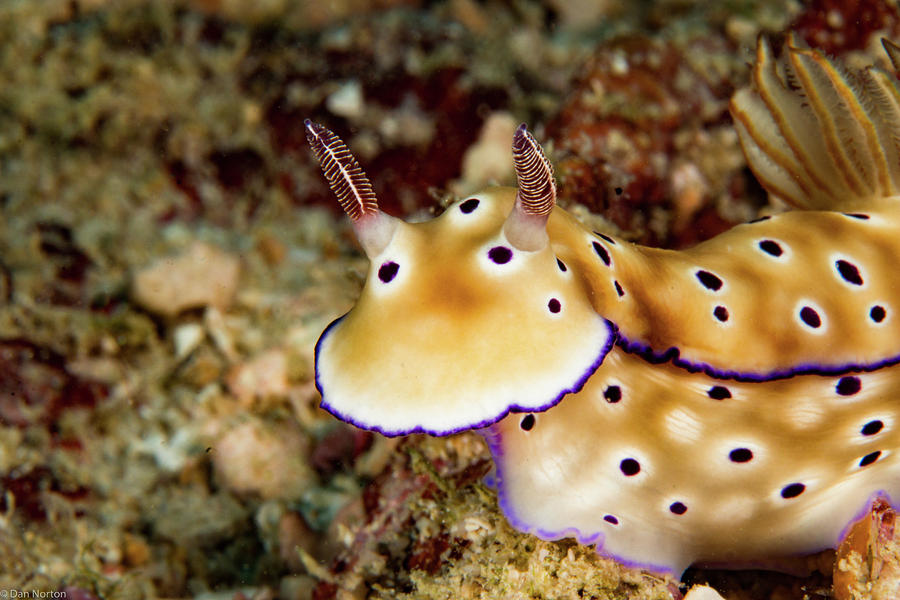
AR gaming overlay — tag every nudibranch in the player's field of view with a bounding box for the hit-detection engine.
[308,36,900,576]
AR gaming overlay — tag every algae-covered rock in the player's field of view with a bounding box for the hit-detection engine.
[132,242,240,317]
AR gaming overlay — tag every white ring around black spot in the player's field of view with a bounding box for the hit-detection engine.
[707,385,731,400]
[794,300,827,334]
[780,482,805,499]
[669,501,687,515]
[836,376,861,396]
[861,419,884,436]
[870,304,888,324]
[694,269,724,292]
[547,298,562,314]
[378,261,400,283]
[729,447,753,463]
[619,458,640,476]
[859,450,881,467]
[755,238,790,261]
[488,246,513,264]
[556,257,567,272]
[604,384,622,403]
[520,414,535,431]
[713,305,730,324]
[717,438,763,466]
[592,241,611,266]
[830,253,866,289]
[370,255,407,296]
[478,239,525,275]
[594,231,617,245]
[757,239,783,257]
[459,198,480,214]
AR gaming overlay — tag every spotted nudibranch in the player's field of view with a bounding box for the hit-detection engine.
[308,37,900,576]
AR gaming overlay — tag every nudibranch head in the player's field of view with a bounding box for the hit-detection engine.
[307,122,614,436]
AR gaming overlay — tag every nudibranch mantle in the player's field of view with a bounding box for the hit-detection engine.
[488,346,900,575]
[307,36,900,577]
[314,187,615,436]
[589,202,900,379]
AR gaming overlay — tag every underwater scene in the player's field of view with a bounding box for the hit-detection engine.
[3,0,900,598]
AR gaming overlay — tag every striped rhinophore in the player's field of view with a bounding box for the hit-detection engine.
[304,119,379,221]
[511,123,556,216]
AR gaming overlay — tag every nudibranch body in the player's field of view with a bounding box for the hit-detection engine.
[534,202,900,379]
[307,36,900,577]
[488,347,900,575]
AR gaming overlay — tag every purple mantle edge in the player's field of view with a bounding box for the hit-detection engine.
[314,314,617,437]
[615,334,900,382]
